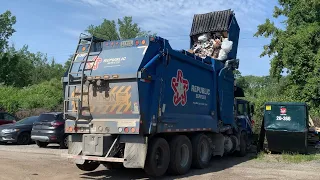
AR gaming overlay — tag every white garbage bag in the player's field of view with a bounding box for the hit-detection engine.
[221,39,233,53]
[217,49,227,60]
[198,34,209,42]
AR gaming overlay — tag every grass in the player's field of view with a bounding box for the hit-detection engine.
[256,152,265,160]
[281,153,320,163]
[255,151,320,163]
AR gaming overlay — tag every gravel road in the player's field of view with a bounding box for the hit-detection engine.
[0,144,320,180]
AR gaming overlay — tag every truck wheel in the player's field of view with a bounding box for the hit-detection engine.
[144,137,170,177]
[236,132,248,157]
[168,135,192,175]
[76,160,100,171]
[191,134,212,169]
[36,141,49,148]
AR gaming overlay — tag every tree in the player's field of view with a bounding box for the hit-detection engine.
[86,16,153,40]
[0,44,66,87]
[254,0,320,109]
[0,10,16,52]
[0,45,33,87]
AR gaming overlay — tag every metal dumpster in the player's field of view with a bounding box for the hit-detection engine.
[264,102,309,154]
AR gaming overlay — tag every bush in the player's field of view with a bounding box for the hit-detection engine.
[0,78,63,115]
[15,108,50,119]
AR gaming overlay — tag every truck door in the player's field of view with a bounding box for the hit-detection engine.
[236,101,253,133]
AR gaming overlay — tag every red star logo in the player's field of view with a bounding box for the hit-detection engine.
[87,56,102,70]
[171,69,189,106]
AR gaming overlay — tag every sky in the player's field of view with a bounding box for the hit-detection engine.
[1,0,282,76]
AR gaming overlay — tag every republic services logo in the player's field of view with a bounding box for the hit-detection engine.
[87,56,102,70]
[280,107,287,115]
[171,69,189,106]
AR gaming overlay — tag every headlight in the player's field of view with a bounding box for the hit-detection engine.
[1,129,19,133]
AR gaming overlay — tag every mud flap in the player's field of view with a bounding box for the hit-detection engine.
[68,134,85,164]
[123,143,147,168]
[210,133,225,156]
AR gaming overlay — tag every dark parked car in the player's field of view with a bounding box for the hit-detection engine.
[0,116,39,145]
[0,112,20,125]
[31,112,68,149]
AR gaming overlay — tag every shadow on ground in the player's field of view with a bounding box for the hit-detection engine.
[80,148,258,180]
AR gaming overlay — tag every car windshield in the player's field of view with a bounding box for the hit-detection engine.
[16,116,39,125]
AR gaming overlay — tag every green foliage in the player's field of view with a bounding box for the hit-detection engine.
[281,153,319,163]
[0,79,63,113]
[0,51,33,87]
[86,16,154,40]
[255,152,320,163]
[0,45,66,87]
[254,0,320,110]
[0,10,66,114]
[0,10,16,51]
[236,74,297,133]
[87,19,119,40]
[118,16,152,39]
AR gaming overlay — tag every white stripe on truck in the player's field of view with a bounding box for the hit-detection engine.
[62,154,125,162]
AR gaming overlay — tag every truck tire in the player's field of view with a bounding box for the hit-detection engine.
[76,160,100,171]
[36,141,49,148]
[191,134,212,169]
[236,132,248,157]
[168,135,192,175]
[144,137,170,177]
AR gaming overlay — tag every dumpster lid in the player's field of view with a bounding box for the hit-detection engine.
[190,9,234,36]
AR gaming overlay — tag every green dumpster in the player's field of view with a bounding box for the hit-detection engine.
[264,102,309,154]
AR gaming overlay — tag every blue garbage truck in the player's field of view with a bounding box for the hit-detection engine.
[62,9,254,177]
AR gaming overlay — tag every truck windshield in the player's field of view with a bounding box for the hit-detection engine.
[237,104,245,116]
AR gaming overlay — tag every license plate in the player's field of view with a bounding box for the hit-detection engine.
[121,40,133,47]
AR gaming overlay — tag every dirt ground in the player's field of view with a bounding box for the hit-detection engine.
[0,144,320,180]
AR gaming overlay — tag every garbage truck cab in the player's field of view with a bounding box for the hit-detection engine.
[62,9,254,177]
[236,99,255,134]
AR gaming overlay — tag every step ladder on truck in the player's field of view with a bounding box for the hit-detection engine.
[62,9,255,177]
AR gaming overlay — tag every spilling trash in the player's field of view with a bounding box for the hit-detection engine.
[189,9,239,61]
[189,33,233,61]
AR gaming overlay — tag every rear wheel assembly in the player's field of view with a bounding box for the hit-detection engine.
[144,137,170,177]
[191,133,212,169]
[168,135,193,175]
[76,160,100,171]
